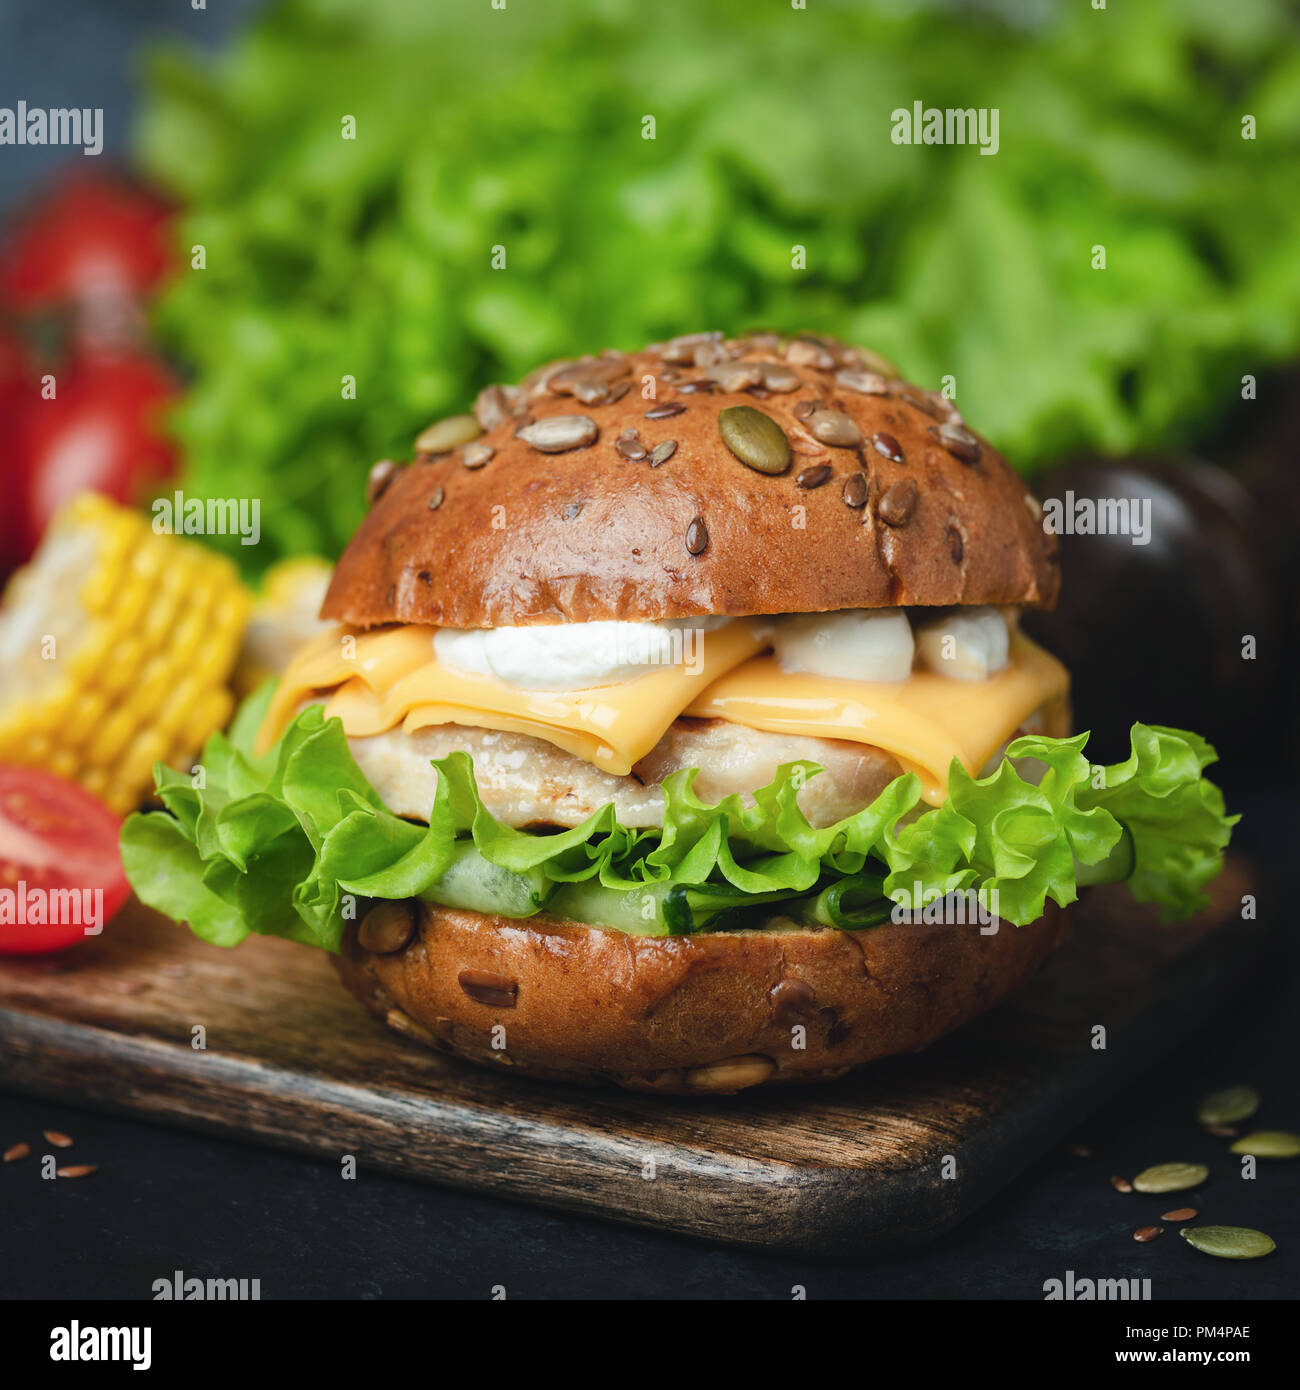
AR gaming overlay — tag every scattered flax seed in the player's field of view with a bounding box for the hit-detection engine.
[43,1130,73,1148]
[4,1142,30,1163]
[56,1164,97,1179]
[1133,1226,1163,1243]
[1204,1123,1238,1138]
[1067,1142,1093,1159]
[1111,1175,1133,1193]
[1162,1208,1198,1222]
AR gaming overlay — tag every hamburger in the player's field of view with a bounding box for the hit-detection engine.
[122,330,1234,1093]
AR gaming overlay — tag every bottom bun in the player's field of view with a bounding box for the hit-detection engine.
[333,900,1068,1093]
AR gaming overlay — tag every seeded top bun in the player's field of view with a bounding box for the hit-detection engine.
[323,330,1060,630]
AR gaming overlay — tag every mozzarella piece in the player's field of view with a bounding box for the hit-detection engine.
[433,616,730,691]
[769,609,914,683]
[915,607,1010,681]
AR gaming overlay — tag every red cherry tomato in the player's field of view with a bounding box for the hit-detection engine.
[0,170,174,310]
[0,766,130,954]
[0,328,30,578]
[17,351,179,555]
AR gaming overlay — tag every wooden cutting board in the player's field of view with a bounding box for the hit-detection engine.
[0,855,1259,1257]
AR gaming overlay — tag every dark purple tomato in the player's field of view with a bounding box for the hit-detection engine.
[1021,457,1282,789]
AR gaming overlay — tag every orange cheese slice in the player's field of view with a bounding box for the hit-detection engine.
[260,621,1069,803]
[259,620,768,775]
[684,633,1070,804]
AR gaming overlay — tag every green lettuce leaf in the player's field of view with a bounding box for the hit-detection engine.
[120,708,1235,949]
[134,0,1300,576]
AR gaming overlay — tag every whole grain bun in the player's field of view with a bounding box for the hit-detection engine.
[323,331,1059,629]
[333,900,1067,1093]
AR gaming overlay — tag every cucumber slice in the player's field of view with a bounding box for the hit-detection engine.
[547,880,673,935]
[797,871,893,929]
[547,878,809,935]
[1075,825,1136,888]
[420,843,552,918]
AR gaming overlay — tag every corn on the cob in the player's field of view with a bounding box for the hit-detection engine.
[0,494,251,814]
[233,555,333,697]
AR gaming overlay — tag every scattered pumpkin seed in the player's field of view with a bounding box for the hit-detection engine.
[712,361,764,393]
[835,367,889,396]
[1131,1162,1208,1194]
[937,420,981,463]
[841,472,869,509]
[461,442,494,469]
[718,405,791,475]
[473,384,515,431]
[872,431,904,462]
[809,408,862,448]
[366,459,399,505]
[517,415,598,453]
[757,362,800,393]
[1180,1225,1275,1260]
[415,414,481,454]
[796,464,832,489]
[1197,1084,1260,1127]
[1229,1130,1300,1159]
[877,478,918,527]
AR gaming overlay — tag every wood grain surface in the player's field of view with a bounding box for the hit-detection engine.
[0,856,1258,1257]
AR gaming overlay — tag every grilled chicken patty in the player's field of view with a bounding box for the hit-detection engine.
[345,716,908,830]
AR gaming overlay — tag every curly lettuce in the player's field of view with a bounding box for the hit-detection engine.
[135,0,1300,575]
[120,693,1236,948]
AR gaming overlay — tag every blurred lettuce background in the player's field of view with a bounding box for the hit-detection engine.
[133,0,1300,574]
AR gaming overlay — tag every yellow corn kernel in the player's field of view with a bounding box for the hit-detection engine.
[60,691,109,751]
[47,746,80,781]
[0,494,252,812]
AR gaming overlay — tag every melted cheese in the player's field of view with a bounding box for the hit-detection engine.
[261,622,1069,803]
[683,633,1069,804]
[259,620,768,774]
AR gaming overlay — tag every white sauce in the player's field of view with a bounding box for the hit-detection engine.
[433,616,730,691]
[431,607,1016,692]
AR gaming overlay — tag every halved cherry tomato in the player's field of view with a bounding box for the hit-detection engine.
[0,327,30,578]
[0,766,130,954]
[16,351,179,555]
[0,169,174,310]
